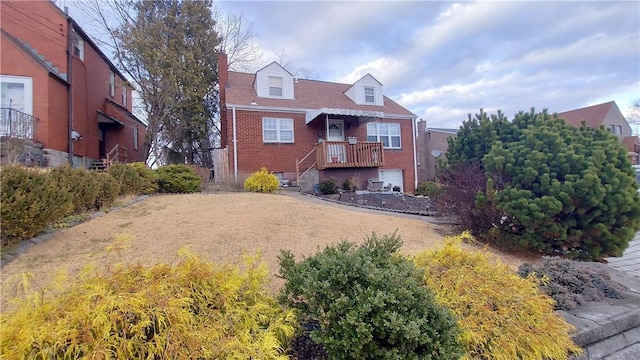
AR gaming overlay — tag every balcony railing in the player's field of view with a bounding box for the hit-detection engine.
[316,140,384,170]
[0,108,36,139]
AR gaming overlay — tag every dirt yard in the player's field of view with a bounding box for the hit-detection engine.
[1,192,536,308]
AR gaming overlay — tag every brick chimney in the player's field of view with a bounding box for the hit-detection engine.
[217,52,228,148]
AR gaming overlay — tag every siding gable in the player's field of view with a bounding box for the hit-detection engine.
[254,62,294,99]
[344,73,384,106]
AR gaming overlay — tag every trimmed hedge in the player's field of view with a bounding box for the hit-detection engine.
[156,164,202,193]
[1,165,73,246]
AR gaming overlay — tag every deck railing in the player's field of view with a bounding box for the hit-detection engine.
[0,108,36,139]
[316,140,384,170]
[106,144,128,164]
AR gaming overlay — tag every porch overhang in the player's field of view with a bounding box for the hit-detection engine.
[305,107,385,124]
[97,110,125,128]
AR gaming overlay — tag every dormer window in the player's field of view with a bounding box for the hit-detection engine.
[364,86,375,103]
[269,76,283,97]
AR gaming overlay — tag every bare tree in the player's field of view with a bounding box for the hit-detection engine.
[627,99,640,136]
[212,6,263,72]
[275,50,317,79]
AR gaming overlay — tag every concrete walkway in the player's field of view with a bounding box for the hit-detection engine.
[606,233,640,280]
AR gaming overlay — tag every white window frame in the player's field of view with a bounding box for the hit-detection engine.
[364,86,375,103]
[72,31,84,61]
[0,75,33,115]
[122,83,127,106]
[268,76,283,97]
[262,117,294,143]
[367,122,401,149]
[109,71,115,97]
[609,124,622,136]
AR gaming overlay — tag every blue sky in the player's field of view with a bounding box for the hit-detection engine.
[68,0,640,129]
[216,0,640,129]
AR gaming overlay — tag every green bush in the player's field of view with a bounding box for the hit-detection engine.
[50,166,101,213]
[518,257,625,310]
[414,181,439,197]
[341,176,359,192]
[414,232,582,360]
[278,232,463,359]
[0,165,73,247]
[1,246,296,359]
[155,164,202,193]
[318,177,338,195]
[108,163,142,195]
[244,167,279,193]
[93,172,121,209]
[131,162,158,194]
[444,109,640,260]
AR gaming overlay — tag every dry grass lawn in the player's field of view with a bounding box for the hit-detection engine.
[1,192,536,309]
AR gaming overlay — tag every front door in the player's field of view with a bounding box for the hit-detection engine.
[327,119,345,163]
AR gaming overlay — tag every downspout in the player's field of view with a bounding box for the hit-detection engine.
[412,117,418,190]
[232,106,238,182]
[66,18,74,165]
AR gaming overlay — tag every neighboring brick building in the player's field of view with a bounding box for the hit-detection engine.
[415,120,458,182]
[557,101,639,165]
[1,0,146,167]
[219,54,418,192]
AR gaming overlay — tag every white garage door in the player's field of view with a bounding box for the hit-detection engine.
[379,169,403,192]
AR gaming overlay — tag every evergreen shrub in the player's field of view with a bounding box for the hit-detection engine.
[50,166,101,213]
[414,181,439,197]
[278,232,463,360]
[93,172,121,209]
[155,164,202,193]
[244,167,279,193]
[318,177,338,194]
[1,247,296,359]
[341,176,359,192]
[0,165,73,247]
[518,257,625,310]
[131,162,158,194]
[413,232,582,360]
[108,163,142,195]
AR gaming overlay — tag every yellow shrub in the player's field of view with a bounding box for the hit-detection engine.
[413,232,582,360]
[1,248,296,359]
[244,167,280,193]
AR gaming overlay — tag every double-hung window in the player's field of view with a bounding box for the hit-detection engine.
[122,84,127,106]
[269,76,283,97]
[364,86,375,103]
[609,124,622,136]
[263,118,294,143]
[367,123,401,149]
[72,31,84,61]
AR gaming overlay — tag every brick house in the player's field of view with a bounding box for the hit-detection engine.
[1,0,146,168]
[557,101,639,165]
[219,54,418,192]
[415,120,458,182]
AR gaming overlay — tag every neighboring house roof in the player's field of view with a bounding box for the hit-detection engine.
[1,29,68,83]
[426,128,458,135]
[556,101,617,128]
[225,71,416,119]
[623,136,640,151]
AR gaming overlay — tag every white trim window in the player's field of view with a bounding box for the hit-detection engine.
[609,124,622,136]
[268,76,283,97]
[263,117,294,143]
[122,84,127,106]
[367,122,401,149]
[109,71,115,97]
[364,86,375,103]
[72,31,84,61]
